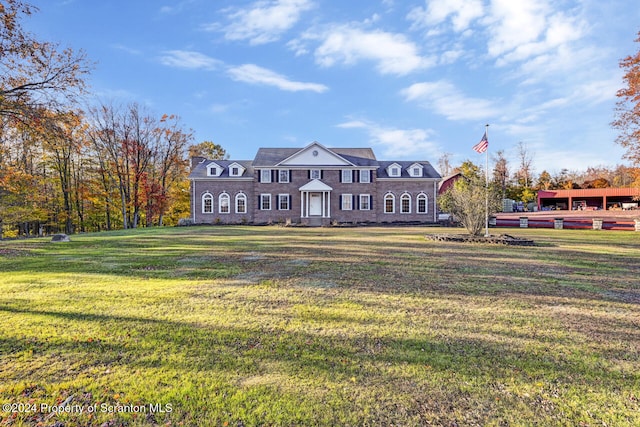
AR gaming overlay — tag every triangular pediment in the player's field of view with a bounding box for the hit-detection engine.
[299,179,333,192]
[278,142,353,167]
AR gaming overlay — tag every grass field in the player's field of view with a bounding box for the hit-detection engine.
[0,226,638,426]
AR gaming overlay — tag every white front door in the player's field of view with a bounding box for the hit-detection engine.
[309,193,322,216]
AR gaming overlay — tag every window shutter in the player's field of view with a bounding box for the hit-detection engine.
[370,195,373,209]
[353,195,358,209]
[289,170,293,183]
[288,195,292,210]
[273,170,278,183]
[308,170,311,179]
[320,170,324,179]
[258,196,261,209]
[369,170,373,182]
[339,196,343,210]
[339,171,342,183]
[257,171,261,182]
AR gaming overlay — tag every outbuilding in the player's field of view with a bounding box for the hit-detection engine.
[537,188,640,211]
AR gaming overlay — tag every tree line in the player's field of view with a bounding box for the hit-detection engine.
[0,1,228,238]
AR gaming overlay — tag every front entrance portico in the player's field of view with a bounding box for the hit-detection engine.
[299,179,333,222]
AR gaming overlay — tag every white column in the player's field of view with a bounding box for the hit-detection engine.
[327,192,331,217]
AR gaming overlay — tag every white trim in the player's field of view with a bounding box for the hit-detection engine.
[278,194,290,210]
[384,193,395,214]
[235,193,247,214]
[359,194,370,210]
[202,192,214,214]
[218,192,230,214]
[359,169,370,183]
[400,192,411,214]
[341,194,353,210]
[416,192,428,214]
[279,169,290,183]
[260,169,272,183]
[341,169,353,183]
[260,193,271,210]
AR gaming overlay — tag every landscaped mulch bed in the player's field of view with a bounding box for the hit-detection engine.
[427,233,535,246]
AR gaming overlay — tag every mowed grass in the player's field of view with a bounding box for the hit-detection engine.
[0,226,638,426]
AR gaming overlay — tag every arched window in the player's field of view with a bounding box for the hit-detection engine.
[236,193,247,214]
[400,193,411,213]
[417,193,428,214]
[202,193,213,213]
[384,193,395,214]
[219,193,230,214]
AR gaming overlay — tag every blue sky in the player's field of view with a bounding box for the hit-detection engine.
[25,0,640,175]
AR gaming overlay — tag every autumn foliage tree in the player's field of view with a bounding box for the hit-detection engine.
[613,30,640,186]
[0,1,90,124]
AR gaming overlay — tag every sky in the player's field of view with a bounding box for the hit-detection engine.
[24,0,640,176]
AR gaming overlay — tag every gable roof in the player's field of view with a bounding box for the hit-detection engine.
[254,142,378,167]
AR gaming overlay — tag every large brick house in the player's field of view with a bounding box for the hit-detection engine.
[189,142,441,226]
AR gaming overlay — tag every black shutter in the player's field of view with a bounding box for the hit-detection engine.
[353,195,358,210]
[370,195,373,210]
[355,170,359,183]
[258,195,262,210]
[339,170,342,183]
[288,195,292,210]
[273,170,278,183]
[308,170,311,179]
[258,171,261,182]
[320,170,324,179]
[339,196,343,210]
[289,170,293,183]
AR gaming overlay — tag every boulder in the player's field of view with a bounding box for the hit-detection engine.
[51,234,71,242]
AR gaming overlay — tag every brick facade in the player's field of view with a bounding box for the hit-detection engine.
[189,143,441,225]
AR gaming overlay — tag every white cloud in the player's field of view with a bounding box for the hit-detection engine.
[227,64,328,93]
[408,0,484,33]
[485,0,586,66]
[217,0,314,45]
[298,25,432,75]
[401,80,498,121]
[159,50,222,70]
[337,119,439,159]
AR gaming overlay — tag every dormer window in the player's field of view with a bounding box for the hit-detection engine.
[207,164,222,177]
[228,162,245,177]
[408,163,424,177]
[391,167,400,177]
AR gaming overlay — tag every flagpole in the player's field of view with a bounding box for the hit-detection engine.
[484,124,489,237]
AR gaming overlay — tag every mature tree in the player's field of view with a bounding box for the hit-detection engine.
[0,0,91,125]
[188,140,227,160]
[537,170,552,190]
[612,30,640,166]
[492,150,510,200]
[438,152,453,177]
[438,160,501,236]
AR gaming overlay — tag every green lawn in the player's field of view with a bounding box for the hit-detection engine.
[0,226,638,426]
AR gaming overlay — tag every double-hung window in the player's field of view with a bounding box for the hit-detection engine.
[359,170,370,183]
[236,193,247,214]
[417,193,428,214]
[202,193,213,213]
[261,169,272,183]
[401,193,411,213]
[359,194,370,210]
[341,194,352,210]
[260,194,271,210]
[278,194,290,210]
[219,193,230,214]
[279,170,290,183]
[384,193,395,213]
[342,169,352,183]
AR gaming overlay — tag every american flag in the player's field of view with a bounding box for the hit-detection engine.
[473,131,488,154]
